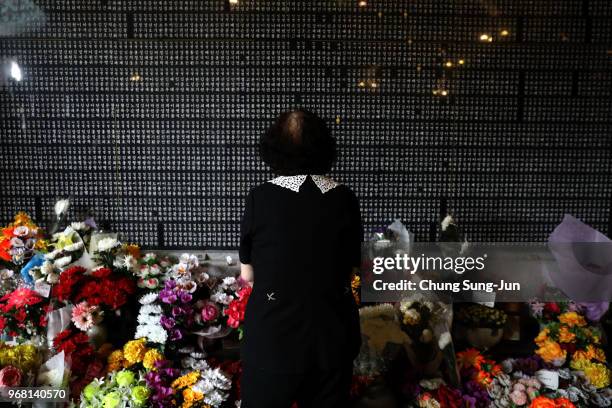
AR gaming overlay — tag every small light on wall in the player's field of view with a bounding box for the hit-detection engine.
[358,0,367,7]
[335,115,341,124]
[479,33,493,42]
[458,59,465,65]
[444,61,453,68]
[229,0,238,4]
[369,81,378,88]
[130,72,142,82]
[500,29,509,37]
[10,61,22,82]
[358,80,366,88]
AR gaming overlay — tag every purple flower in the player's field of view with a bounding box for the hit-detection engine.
[179,291,192,303]
[160,315,176,330]
[164,280,176,289]
[170,328,183,341]
[171,306,187,317]
[159,289,177,304]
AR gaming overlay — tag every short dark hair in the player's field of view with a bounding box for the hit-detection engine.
[259,110,336,176]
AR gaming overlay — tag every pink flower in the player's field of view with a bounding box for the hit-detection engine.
[201,302,219,322]
[0,366,22,387]
[71,301,103,331]
[510,389,527,406]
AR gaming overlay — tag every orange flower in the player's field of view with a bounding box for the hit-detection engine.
[534,328,549,347]
[529,396,556,408]
[457,348,484,369]
[536,340,567,366]
[554,397,576,408]
[586,345,607,363]
[558,326,576,343]
[558,312,586,327]
[124,244,141,258]
[475,370,493,386]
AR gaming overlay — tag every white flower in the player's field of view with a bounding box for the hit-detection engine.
[114,254,136,271]
[63,241,83,252]
[211,292,233,305]
[70,222,87,231]
[222,277,237,287]
[54,199,70,218]
[143,252,157,261]
[41,261,54,275]
[438,332,452,350]
[0,269,14,279]
[53,256,72,268]
[441,215,454,231]
[139,304,162,316]
[13,225,29,237]
[44,249,60,260]
[139,293,159,305]
[143,326,168,344]
[97,237,119,252]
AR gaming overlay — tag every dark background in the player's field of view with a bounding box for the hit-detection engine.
[1,0,611,248]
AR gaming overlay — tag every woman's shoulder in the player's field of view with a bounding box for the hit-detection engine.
[247,176,358,202]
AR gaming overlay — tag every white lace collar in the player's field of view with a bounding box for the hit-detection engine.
[268,175,339,193]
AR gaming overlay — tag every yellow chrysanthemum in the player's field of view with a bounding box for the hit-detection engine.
[558,326,576,343]
[171,371,200,389]
[536,340,567,365]
[570,350,591,371]
[586,345,607,363]
[143,349,163,370]
[181,388,204,408]
[123,339,148,365]
[107,349,127,372]
[558,312,587,327]
[534,328,549,347]
[583,362,611,389]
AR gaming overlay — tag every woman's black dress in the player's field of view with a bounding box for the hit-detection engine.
[239,174,363,374]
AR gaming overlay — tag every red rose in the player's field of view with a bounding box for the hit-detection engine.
[544,303,561,314]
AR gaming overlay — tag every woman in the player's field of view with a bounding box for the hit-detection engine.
[239,110,363,408]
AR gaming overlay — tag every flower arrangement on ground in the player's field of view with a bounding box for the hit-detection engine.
[0,287,50,340]
[0,212,46,266]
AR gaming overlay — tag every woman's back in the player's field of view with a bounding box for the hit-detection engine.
[240,174,362,372]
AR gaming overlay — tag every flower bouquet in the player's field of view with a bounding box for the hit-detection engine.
[398,299,454,379]
[0,342,41,387]
[131,252,175,290]
[81,369,150,407]
[0,212,46,267]
[456,304,507,350]
[534,311,606,371]
[0,287,51,340]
